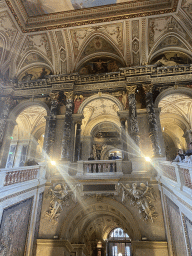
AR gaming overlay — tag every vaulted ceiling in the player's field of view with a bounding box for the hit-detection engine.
[0,0,192,82]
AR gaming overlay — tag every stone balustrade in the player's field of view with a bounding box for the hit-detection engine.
[11,63,192,89]
[0,165,44,188]
[77,159,123,176]
[157,160,192,196]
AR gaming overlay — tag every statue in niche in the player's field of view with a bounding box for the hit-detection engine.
[45,183,80,222]
[120,183,158,221]
[74,95,84,114]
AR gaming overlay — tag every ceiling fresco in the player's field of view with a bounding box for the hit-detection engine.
[21,0,135,16]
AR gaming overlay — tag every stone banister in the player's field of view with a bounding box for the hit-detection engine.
[0,164,46,188]
[156,160,192,197]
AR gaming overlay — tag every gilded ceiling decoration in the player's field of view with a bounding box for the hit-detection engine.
[5,0,178,31]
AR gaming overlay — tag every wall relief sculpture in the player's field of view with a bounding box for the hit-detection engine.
[45,183,80,222]
[119,183,158,221]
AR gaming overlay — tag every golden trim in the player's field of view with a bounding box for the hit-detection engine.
[6,0,178,32]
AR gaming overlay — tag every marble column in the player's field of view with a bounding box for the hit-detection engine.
[61,92,73,161]
[143,84,161,157]
[126,85,140,146]
[73,114,84,162]
[44,93,59,156]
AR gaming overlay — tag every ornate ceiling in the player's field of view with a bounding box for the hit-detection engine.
[0,0,192,82]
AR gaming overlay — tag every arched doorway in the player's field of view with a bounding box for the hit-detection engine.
[77,93,123,160]
[107,228,131,256]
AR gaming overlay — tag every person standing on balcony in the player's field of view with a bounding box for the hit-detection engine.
[88,153,95,173]
[172,149,185,163]
[185,142,192,156]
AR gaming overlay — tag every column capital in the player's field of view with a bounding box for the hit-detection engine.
[65,91,73,100]
[142,84,153,93]
[126,85,137,94]
[49,91,59,101]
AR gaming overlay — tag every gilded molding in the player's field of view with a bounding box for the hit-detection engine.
[5,0,178,32]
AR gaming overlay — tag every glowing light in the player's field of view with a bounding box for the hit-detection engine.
[118,253,122,256]
[51,160,56,165]
[10,136,13,139]
[145,157,151,162]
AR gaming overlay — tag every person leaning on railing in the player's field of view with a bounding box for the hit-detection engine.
[172,149,185,163]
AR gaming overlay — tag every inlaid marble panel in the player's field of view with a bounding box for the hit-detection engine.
[0,197,33,256]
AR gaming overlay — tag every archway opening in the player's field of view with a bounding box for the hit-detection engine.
[107,228,132,256]
[6,105,47,168]
[158,93,192,160]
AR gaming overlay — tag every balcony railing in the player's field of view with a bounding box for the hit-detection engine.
[77,160,123,176]
[0,165,45,188]
[157,160,192,196]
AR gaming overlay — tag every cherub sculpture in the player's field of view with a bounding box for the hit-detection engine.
[45,183,80,221]
[120,182,157,221]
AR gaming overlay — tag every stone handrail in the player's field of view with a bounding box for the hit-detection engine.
[157,160,192,195]
[0,165,45,188]
[77,159,123,175]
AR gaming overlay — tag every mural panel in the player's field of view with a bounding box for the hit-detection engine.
[21,0,137,16]
[0,197,33,256]
[18,67,52,81]
[150,52,192,66]
[78,57,122,75]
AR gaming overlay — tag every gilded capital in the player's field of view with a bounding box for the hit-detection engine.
[126,85,137,94]
[49,92,59,101]
[143,84,153,93]
[65,91,73,100]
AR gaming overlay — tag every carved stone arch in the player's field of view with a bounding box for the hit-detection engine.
[154,87,192,108]
[91,121,120,137]
[148,32,192,63]
[9,100,49,122]
[74,32,125,70]
[59,197,141,242]
[0,32,7,64]
[17,50,53,71]
[160,113,190,132]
